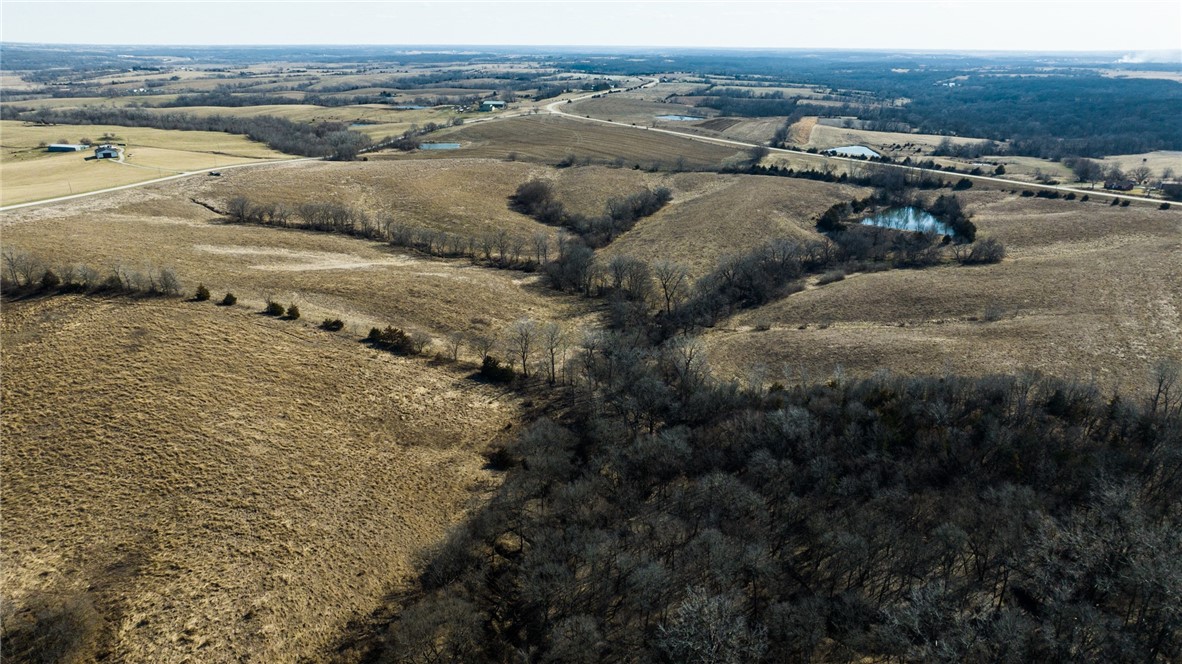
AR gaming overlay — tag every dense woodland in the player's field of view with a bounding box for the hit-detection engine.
[354,335,1181,663]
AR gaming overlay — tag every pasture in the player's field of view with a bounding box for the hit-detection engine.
[1,295,521,663]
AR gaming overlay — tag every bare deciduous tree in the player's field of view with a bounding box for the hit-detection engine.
[653,260,690,315]
[507,318,539,379]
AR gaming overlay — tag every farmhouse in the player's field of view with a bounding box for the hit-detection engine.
[94,145,120,159]
[480,100,506,112]
[46,144,87,152]
[1104,179,1135,191]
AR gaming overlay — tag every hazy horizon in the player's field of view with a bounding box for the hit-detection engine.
[2,1,1180,55]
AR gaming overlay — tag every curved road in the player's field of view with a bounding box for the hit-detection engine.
[4,78,1163,212]
[546,79,1163,205]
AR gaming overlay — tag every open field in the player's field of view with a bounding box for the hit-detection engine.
[1,295,521,663]
[0,121,293,205]
[599,173,868,277]
[1,160,588,337]
[567,94,714,126]
[407,114,747,167]
[1101,150,1182,175]
[702,189,1182,391]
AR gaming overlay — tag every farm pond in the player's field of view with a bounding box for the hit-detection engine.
[860,207,956,236]
[655,114,706,121]
[419,143,462,150]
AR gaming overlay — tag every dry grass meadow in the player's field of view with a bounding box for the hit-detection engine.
[1,160,590,338]
[0,121,294,205]
[1,295,522,663]
[703,190,1182,392]
[415,115,746,167]
[2,125,1179,663]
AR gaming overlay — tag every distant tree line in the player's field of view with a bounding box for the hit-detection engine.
[5,106,373,160]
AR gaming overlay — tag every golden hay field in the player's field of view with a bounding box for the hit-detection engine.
[1,295,521,663]
[0,121,293,205]
[414,115,746,167]
[703,190,1182,392]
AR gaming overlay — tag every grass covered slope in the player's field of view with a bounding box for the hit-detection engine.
[704,190,1182,389]
[0,296,520,663]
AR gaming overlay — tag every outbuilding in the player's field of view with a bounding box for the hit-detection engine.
[94,145,120,159]
[47,144,87,152]
[480,100,506,112]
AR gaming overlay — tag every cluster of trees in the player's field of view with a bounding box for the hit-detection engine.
[1,247,181,297]
[736,162,947,193]
[365,303,1182,663]
[7,106,372,160]
[932,138,1005,159]
[1064,157,1173,191]
[509,179,672,248]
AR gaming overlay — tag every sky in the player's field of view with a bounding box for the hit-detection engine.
[1,1,1180,54]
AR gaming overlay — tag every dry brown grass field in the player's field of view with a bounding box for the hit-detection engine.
[598,173,869,278]
[566,95,714,126]
[411,114,746,167]
[1,295,522,663]
[702,190,1182,391]
[1,161,590,337]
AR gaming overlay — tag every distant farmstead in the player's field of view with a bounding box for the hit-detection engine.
[47,144,87,152]
[94,145,120,159]
[1104,179,1136,191]
[480,100,506,111]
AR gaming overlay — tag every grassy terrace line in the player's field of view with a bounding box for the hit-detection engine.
[1,106,373,160]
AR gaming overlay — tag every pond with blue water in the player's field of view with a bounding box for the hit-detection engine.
[419,143,462,150]
[860,207,955,236]
[655,114,705,121]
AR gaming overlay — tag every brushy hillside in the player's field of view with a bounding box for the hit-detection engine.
[0,296,522,663]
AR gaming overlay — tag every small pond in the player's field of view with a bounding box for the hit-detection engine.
[656,114,705,121]
[419,142,462,150]
[826,145,881,158]
[860,207,955,236]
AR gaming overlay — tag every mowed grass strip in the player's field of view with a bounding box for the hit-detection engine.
[0,296,520,663]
